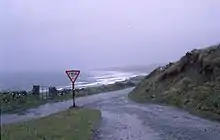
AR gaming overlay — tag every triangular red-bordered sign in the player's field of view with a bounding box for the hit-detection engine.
[66,70,80,83]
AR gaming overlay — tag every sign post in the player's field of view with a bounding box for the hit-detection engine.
[72,83,75,107]
[66,70,80,108]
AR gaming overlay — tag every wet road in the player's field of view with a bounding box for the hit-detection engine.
[90,95,220,140]
[1,88,133,124]
[2,88,220,140]
[86,89,220,140]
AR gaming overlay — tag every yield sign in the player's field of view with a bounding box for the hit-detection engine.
[66,70,80,83]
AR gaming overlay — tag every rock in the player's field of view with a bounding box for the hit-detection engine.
[151,94,156,98]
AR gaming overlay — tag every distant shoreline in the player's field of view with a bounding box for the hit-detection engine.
[0,70,148,91]
[0,75,145,114]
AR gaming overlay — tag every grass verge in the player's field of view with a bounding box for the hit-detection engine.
[1,108,101,140]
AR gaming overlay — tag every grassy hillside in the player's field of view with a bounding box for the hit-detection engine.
[129,44,220,120]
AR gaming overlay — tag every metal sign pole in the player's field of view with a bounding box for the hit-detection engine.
[72,83,75,107]
[66,70,80,108]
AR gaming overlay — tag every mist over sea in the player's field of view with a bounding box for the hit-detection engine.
[0,70,147,91]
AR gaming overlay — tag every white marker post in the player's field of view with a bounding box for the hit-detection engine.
[66,70,80,108]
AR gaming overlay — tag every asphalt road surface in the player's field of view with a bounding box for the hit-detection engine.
[2,88,220,140]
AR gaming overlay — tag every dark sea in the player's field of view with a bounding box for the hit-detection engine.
[0,70,147,91]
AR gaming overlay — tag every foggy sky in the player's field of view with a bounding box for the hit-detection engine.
[1,0,220,72]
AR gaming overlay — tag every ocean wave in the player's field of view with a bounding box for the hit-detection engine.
[58,71,148,90]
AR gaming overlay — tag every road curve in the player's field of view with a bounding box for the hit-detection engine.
[1,88,134,124]
[2,88,220,140]
[86,90,220,140]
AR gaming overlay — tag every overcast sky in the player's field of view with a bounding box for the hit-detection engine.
[1,0,220,72]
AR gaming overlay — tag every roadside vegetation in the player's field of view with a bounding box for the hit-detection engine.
[1,77,142,114]
[1,108,101,140]
[129,44,220,121]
